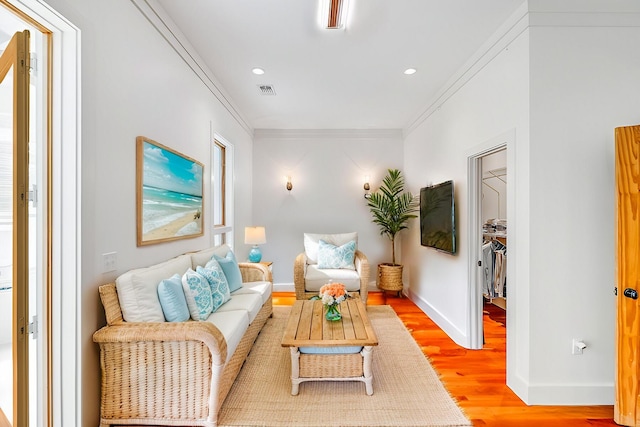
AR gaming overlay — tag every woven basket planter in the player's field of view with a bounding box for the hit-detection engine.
[377,263,403,292]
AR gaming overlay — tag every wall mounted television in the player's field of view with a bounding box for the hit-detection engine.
[420,180,456,254]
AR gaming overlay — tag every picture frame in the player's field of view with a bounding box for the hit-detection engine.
[136,136,204,246]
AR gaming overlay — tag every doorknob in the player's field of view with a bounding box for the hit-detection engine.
[624,288,638,300]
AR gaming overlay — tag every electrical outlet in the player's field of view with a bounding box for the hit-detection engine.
[572,338,586,355]
[103,252,117,273]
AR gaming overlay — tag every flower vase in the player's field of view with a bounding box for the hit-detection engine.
[325,303,342,321]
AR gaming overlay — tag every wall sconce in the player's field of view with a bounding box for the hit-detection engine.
[285,176,293,191]
[363,175,371,199]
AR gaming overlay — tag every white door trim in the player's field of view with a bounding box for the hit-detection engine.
[466,130,512,350]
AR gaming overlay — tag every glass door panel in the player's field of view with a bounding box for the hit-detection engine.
[0,29,30,427]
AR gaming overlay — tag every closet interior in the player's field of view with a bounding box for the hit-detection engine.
[481,151,507,311]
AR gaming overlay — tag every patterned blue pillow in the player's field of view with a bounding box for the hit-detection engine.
[317,239,356,269]
[158,273,190,322]
[214,251,244,293]
[181,268,214,321]
[198,261,231,312]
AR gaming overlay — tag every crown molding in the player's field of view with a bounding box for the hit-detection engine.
[404,0,640,137]
[130,0,253,136]
[404,3,530,136]
[253,128,403,141]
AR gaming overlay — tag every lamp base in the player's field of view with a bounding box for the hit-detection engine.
[248,245,262,263]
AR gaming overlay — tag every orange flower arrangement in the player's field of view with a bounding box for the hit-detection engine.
[319,282,349,306]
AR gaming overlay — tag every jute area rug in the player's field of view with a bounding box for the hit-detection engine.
[218,306,471,427]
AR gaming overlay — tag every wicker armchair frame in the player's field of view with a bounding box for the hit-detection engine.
[93,262,272,427]
[293,250,369,303]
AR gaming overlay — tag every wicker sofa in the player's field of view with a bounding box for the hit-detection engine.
[93,244,272,427]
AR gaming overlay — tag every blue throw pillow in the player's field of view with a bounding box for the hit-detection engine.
[214,251,244,293]
[317,239,356,269]
[181,268,214,321]
[198,261,231,312]
[157,273,190,322]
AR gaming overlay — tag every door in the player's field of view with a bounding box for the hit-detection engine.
[0,30,30,426]
[615,124,640,426]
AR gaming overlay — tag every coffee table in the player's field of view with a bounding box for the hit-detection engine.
[281,299,378,395]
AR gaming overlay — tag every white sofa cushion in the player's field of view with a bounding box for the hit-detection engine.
[304,265,361,292]
[303,232,357,265]
[205,309,250,363]
[233,281,272,305]
[190,244,233,269]
[116,254,192,322]
[215,293,263,324]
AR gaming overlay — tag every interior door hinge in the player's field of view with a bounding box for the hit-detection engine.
[30,52,37,76]
[29,184,37,207]
[28,315,38,339]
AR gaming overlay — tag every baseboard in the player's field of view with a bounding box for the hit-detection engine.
[525,383,614,405]
[273,282,294,292]
[273,282,383,294]
[406,289,469,348]
[507,371,614,405]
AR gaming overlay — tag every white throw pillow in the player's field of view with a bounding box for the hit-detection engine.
[303,232,357,265]
[115,254,192,323]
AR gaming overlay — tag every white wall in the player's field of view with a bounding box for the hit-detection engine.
[402,0,640,405]
[42,0,255,425]
[252,130,404,287]
[525,13,640,403]
[403,18,530,347]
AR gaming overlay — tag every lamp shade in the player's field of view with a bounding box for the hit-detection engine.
[244,226,266,245]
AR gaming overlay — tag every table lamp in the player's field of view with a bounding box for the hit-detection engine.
[245,226,266,262]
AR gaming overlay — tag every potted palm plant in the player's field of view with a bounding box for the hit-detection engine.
[366,169,419,293]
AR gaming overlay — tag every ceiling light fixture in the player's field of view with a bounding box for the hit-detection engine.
[252,67,265,75]
[321,0,348,29]
[404,68,417,75]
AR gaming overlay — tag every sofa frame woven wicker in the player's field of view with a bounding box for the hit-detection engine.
[93,262,272,427]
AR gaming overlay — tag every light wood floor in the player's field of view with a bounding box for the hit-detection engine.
[273,291,617,427]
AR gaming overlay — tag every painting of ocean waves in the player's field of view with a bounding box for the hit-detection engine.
[142,186,202,234]
[137,137,204,245]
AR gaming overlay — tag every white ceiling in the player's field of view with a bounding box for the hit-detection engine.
[155,0,525,131]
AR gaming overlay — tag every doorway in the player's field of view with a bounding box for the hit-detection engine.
[467,134,511,350]
[480,150,507,344]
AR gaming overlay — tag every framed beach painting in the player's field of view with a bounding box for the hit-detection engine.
[136,136,204,246]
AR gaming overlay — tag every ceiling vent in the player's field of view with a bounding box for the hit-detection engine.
[258,84,276,96]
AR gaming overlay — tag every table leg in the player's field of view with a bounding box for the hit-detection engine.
[362,346,374,395]
[290,347,300,395]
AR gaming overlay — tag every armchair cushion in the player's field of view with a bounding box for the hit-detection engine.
[317,239,356,269]
[303,232,358,264]
[304,265,361,292]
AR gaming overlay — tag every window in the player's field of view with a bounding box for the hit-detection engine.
[212,137,233,246]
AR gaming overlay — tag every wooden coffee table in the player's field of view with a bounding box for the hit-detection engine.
[281,299,378,395]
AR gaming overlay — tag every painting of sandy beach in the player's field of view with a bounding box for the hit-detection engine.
[136,136,204,246]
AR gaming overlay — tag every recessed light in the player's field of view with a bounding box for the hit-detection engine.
[404,68,417,75]
[252,67,265,75]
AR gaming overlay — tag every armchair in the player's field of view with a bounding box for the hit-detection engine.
[294,232,369,303]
